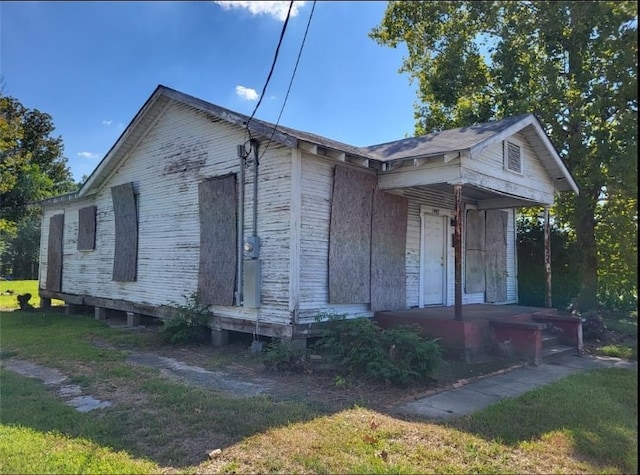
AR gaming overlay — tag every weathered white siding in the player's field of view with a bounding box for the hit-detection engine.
[41,102,293,326]
[463,132,556,204]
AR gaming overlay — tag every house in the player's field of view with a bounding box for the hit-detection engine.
[38,85,579,356]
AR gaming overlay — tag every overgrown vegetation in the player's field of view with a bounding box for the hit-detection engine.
[160,293,211,345]
[516,215,581,310]
[311,312,441,385]
[584,310,638,361]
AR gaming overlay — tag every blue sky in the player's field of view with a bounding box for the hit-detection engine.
[1,1,418,182]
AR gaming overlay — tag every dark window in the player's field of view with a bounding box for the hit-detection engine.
[46,214,64,292]
[198,174,237,306]
[111,183,138,282]
[77,206,97,250]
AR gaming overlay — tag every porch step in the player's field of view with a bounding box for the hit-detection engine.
[542,343,576,362]
[542,333,560,347]
[541,327,576,363]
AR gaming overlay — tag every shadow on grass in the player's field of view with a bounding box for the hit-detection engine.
[445,367,638,474]
[0,310,335,469]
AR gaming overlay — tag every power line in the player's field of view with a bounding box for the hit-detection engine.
[245,0,295,131]
[260,0,316,161]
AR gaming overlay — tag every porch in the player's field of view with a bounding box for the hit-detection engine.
[374,304,583,365]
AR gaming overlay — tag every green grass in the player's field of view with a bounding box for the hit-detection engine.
[0,425,159,474]
[0,309,637,474]
[0,279,64,309]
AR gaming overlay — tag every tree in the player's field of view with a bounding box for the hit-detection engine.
[1,94,76,278]
[371,1,638,311]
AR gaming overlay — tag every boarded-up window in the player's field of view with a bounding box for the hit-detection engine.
[371,191,408,311]
[329,165,376,304]
[46,214,64,292]
[198,174,237,306]
[111,183,138,282]
[485,210,508,302]
[77,206,97,250]
[465,209,485,293]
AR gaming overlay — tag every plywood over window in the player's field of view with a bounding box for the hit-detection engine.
[198,174,237,306]
[329,165,376,304]
[371,190,408,311]
[111,183,138,282]
[77,206,97,250]
[465,209,485,293]
[46,214,64,291]
[485,210,508,302]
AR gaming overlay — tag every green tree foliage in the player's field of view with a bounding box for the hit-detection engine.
[1,94,76,278]
[516,214,580,310]
[371,1,638,311]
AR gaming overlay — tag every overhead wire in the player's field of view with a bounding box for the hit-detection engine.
[245,0,295,134]
[259,0,317,161]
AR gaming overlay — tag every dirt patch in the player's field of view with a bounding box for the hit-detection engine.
[2,359,113,412]
[88,326,528,413]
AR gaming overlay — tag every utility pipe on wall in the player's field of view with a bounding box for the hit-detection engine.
[251,139,259,239]
[236,144,245,306]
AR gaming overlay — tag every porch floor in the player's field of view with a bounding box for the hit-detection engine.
[376,304,560,322]
[374,304,572,363]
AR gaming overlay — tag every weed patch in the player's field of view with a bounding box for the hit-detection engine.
[313,312,441,385]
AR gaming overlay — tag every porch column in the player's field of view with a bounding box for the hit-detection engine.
[544,207,552,308]
[454,184,463,320]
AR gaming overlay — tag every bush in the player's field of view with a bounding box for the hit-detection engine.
[582,312,607,341]
[161,293,211,345]
[263,340,309,372]
[313,312,441,385]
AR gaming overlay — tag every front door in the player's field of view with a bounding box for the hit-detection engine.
[422,213,446,305]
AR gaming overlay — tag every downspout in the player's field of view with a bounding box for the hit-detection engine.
[250,139,261,347]
[251,139,259,239]
[236,144,246,307]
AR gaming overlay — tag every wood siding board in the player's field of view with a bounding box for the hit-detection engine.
[77,206,97,250]
[198,174,237,306]
[111,182,138,282]
[485,210,508,302]
[46,214,64,291]
[371,190,408,311]
[328,165,376,304]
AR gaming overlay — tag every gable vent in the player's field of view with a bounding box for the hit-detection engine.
[505,141,522,173]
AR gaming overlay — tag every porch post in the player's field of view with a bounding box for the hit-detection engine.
[454,184,463,320]
[544,207,552,308]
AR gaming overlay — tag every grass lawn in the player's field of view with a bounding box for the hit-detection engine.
[1,308,637,474]
[0,279,64,309]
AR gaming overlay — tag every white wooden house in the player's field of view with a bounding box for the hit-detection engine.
[38,85,578,344]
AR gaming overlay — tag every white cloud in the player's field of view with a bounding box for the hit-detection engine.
[102,119,113,126]
[215,1,306,21]
[77,151,101,160]
[235,85,259,101]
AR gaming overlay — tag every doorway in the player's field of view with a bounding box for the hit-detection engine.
[421,212,447,306]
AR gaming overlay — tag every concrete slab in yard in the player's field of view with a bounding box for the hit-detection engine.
[394,355,637,420]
